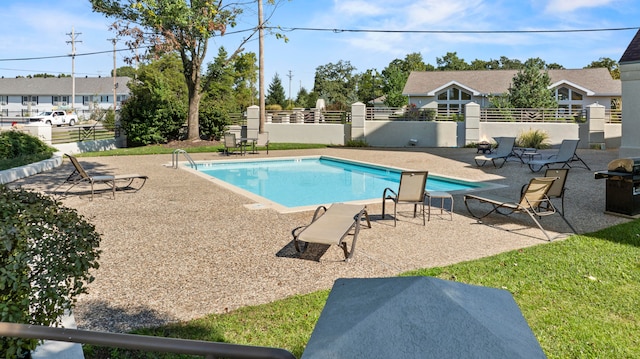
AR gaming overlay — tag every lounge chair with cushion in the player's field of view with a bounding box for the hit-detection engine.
[292,203,371,261]
[474,137,516,168]
[463,176,575,241]
[382,171,428,226]
[527,139,590,172]
[521,168,571,217]
[57,154,148,200]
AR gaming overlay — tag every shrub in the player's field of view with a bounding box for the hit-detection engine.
[0,131,55,170]
[0,186,101,357]
[265,104,282,111]
[516,129,550,149]
[199,106,229,140]
[345,139,369,147]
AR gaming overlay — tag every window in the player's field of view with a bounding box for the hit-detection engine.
[101,96,110,103]
[0,96,7,106]
[555,87,585,114]
[557,87,569,101]
[22,95,38,106]
[436,87,472,115]
[83,95,100,105]
[53,96,70,105]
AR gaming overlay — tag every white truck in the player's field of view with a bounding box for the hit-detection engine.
[29,110,78,126]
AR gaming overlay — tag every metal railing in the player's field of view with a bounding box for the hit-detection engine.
[51,124,116,144]
[172,149,197,169]
[366,107,463,121]
[605,109,622,123]
[0,322,295,359]
[265,109,350,124]
[480,108,586,123]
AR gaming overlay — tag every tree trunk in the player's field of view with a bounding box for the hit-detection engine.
[186,63,202,141]
[187,86,201,141]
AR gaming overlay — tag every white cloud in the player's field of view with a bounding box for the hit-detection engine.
[544,0,617,13]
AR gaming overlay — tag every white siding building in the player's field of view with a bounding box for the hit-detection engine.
[0,76,131,118]
[402,68,621,115]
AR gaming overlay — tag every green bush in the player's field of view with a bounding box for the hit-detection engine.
[345,139,369,147]
[516,129,550,149]
[199,105,230,140]
[0,130,55,170]
[0,186,101,358]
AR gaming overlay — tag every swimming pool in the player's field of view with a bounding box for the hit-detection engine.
[186,156,491,212]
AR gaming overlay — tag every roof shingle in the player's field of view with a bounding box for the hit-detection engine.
[403,68,620,96]
[0,77,131,96]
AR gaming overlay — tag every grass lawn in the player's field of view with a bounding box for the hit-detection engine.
[86,219,640,358]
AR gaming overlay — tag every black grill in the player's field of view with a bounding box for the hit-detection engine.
[595,157,640,216]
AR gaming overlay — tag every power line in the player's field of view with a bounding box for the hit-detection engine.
[268,26,640,34]
[0,25,637,65]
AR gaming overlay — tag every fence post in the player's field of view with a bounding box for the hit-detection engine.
[23,123,52,145]
[586,103,605,149]
[351,102,366,143]
[464,102,480,146]
[247,105,260,132]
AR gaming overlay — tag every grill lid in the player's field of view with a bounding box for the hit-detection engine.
[607,157,640,174]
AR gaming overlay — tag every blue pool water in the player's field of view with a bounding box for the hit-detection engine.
[194,157,481,209]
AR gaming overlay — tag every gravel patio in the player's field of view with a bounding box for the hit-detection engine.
[9,146,630,333]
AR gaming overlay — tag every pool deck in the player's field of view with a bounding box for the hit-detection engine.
[9,147,631,333]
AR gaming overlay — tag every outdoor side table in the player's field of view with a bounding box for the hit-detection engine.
[425,191,453,221]
[522,151,541,163]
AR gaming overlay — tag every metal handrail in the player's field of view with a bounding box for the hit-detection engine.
[0,322,295,359]
[172,149,197,170]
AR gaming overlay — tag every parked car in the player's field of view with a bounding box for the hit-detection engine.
[29,111,78,126]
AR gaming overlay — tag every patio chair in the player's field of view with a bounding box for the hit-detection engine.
[527,139,590,172]
[474,137,516,168]
[223,133,244,155]
[57,154,148,200]
[521,168,571,217]
[292,203,371,261]
[382,171,428,226]
[463,176,575,241]
[246,129,269,154]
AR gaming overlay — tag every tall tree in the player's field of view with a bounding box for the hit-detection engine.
[119,53,188,145]
[356,69,383,106]
[313,60,358,110]
[381,60,408,107]
[585,57,620,79]
[266,72,286,108]
[233,52,258,110]
[381,52,430,107]
[90,0,275,141]
[436,52,469,71]
[203,47,236,112]
[507,58,557,108]
[295,87,310,108]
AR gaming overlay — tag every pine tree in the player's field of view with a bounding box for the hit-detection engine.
[507,58,557,108]
[266,73,286,108]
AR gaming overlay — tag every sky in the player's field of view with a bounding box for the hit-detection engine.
[0,0,638,98]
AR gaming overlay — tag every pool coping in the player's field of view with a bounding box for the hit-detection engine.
[176,155,506,214]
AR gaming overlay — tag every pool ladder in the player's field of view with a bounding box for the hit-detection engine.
[172,149,197,170]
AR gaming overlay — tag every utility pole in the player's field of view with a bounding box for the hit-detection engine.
[287,70,293,109]
[66,27,81,111]
[108,38,118,112]
[258,0,265,133]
